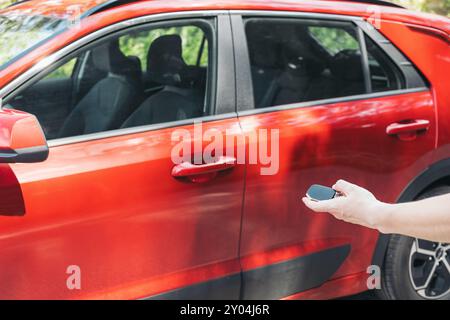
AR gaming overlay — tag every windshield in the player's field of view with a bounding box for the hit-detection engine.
[0,13,67,69]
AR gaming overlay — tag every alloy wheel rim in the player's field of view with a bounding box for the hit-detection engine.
[408,239,450,299]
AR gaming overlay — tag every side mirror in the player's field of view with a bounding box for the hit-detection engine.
[0,108,49,163]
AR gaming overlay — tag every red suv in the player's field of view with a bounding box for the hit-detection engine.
[0,0,449,300]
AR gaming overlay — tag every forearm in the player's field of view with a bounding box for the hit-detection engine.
[376,194,450,242]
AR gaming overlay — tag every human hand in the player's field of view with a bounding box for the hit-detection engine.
[302,179,387,230]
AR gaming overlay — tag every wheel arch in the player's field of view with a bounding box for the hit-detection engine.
[371,157,450,268]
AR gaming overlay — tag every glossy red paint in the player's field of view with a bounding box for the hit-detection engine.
[0,164,25,216]
[239,91,436,280]
[4,118,245,299]
[0,109,47,150]
[371,20,450,165]
[0,0,448,300]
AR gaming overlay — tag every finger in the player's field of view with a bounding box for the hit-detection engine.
[302,197,335,213]
[332,179,356,196]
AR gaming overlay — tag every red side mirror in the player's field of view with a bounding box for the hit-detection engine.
[0,108,49,163]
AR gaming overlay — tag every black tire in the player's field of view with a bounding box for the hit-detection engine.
[378,186,450,300]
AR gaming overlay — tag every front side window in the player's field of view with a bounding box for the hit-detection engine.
[44,58,77,80]
[6,20,213,140]
[245,18,367,109]
[119,25,208,70]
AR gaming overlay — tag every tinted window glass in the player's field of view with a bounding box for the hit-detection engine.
[44,58,77,80]
[365,35,404,92]
[309,26,359,55]
[119,25,208,70]
[245,19,366,109]
[6,20,213,140]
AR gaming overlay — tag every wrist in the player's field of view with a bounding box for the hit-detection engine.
[370,201,393,233]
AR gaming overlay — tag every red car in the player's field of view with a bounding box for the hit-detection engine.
[0,0,449,300]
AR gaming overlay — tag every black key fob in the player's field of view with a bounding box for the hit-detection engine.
[306,184,338,202]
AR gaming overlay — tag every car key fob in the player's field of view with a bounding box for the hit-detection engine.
[306,184,339,202]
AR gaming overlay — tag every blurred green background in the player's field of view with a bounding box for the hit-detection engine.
[392,0,449,16]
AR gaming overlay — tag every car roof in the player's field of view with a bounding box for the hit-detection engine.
[1,0,448,33]
[1,0,395,18]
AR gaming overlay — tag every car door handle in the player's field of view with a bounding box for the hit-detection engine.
[386,119,430,136]
[171,156,237,178]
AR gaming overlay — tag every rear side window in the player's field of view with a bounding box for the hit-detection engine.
[244,18,408,109]
[309,26,359,55]
[365,35,404,92]
[245,19,367,109]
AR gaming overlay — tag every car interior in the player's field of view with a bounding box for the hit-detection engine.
[57,39,142,138]
[245,19,401,109]
[7,25,209,140]
[121,34,206,129]
[246,20,366,109]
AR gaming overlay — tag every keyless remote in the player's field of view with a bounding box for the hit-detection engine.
[306,184,339,201]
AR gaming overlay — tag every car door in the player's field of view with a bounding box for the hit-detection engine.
[355,21,436,205]
[232,13,435,299]
[0,13,245,299]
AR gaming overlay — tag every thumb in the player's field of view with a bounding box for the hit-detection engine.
[302,197,335,213]
[332,179,356,196]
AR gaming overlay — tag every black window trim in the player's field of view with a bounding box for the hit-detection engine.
[0,11,238,148]
[231,10,429,115]
[355,20,428,89]
[357,26,373,94]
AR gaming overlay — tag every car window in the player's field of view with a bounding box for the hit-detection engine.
[365,35,404,92]
[245,18,366,109]
[309,26,359,55]
[44,58,78,80]
[6,20,213,140]
[119,25,208,69]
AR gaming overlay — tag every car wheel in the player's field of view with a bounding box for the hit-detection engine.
[379,186,450,300]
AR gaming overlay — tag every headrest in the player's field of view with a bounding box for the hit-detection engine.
[248,38,280,69]
[147,35,187,86]
[92,40,138,78]
[92,43,110,72]
[120,55,143,90]
[246,23,281,69]
[279,39,326,78]
[330,50,364,82]
[304,57,326,77]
